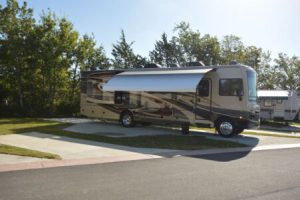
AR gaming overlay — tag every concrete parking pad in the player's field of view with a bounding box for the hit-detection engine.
[65,122,180,137]
[63,121,300,146]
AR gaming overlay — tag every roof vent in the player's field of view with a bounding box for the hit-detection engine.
[185,61,205,67]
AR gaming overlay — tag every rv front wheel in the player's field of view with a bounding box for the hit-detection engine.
[216,119,236,137]
[120,112,135,128]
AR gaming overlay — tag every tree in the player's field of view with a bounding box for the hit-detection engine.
[31,12,79,114]
[0,0,36,112]
[68,34,109,105]
[149,33,182,67]
[0,0,112,116]
[220,35,245,64]
[111,30,140,68]
[173,21,201,63]
[195,34,221,65]
[274,53,300,90]
[172,22,221,65]
[243,46,262,70]
[257,51,280,89]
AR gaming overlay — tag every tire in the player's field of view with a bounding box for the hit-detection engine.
[216,118,236,137]
[120,112,135,127]
[181,123,190,135]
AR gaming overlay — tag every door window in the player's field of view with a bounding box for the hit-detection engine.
[197,80,209,97]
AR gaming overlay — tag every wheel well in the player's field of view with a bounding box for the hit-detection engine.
[214,116,233,127]
[119,110,132,120]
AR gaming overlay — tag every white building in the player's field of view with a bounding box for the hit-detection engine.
[258,90,300,121]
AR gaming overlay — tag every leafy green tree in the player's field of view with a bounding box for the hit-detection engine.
[172,22,221,65]
[149,33,182,67]
[257,51,279,89]
[274,53,300,90]
[0,0,36,111]
[111,30,141,68]
[33,12,79,114]
[195,34,221,65]
[68,34,109,104]
[173,22,201,63]
[220,35,245,64]
[243,46,262,69]
[0,0,112,116]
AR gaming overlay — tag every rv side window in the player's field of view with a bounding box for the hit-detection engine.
[197,80,209,97]
[219,79,243,96]
[114,91,130,104]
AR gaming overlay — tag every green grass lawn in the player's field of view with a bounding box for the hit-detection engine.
[291,122,300,126]
[0,144,61,159]
[0,118,62,135]
[0,118,246,150]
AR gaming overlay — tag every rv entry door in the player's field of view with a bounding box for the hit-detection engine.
[195,79,212,120]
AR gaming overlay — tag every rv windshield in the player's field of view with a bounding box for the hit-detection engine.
[247,71,257,101]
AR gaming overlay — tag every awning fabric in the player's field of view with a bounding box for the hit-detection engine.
[103,68,213,92]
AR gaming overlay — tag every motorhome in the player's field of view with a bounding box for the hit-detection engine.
[80,64,260,137]
[258,90,300,121]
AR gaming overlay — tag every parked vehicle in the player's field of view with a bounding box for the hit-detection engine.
[80,64,260,137]
[258,90,300,121]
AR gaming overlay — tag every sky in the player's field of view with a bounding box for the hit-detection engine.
[1,0,300,59]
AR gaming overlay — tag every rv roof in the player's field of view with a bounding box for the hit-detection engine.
[81,64,252,74]
[257,90,290,97]
[120,68,215,75]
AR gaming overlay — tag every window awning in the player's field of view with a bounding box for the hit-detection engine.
[103,68,214,92]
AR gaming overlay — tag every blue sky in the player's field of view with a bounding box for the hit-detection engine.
[1,0,300,59]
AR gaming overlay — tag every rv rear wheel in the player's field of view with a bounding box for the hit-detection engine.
[216,119,236,137]
[120,112,135,128]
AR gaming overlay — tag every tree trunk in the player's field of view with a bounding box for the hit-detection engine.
[16,66,24,110]
[69,63,79,102]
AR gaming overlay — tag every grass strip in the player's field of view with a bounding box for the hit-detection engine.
[0,144,61,159]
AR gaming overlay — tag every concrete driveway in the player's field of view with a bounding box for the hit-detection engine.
[1,118,300,172]
[63,119,300,147]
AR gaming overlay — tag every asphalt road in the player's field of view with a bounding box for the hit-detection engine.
[1,148,300,200]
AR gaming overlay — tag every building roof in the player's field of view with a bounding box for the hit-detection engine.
[257,90,290,98]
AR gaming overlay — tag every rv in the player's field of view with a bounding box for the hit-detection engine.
[80,64,260,137]
[258,90,300,121]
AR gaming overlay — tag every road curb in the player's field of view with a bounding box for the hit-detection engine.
[0,154,163,172]
[1,143,300,173]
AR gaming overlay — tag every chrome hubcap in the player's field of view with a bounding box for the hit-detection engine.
[219,122,233,135]
[122,114,132,126]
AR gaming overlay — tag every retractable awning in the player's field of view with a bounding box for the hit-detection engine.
[103,68,214,92]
